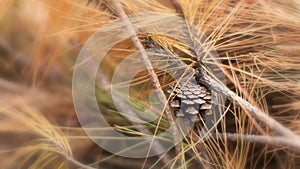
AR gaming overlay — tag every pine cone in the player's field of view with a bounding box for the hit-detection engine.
[142,37,212,126]
[166,80,211,123]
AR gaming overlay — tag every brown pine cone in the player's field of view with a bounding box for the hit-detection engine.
[166,80,211,123]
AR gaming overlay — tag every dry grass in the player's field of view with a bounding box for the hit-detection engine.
[1,0,300,168]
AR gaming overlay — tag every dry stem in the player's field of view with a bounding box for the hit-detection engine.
[200,66,300,141]
[216,132,300,151]
[110,0,180,155]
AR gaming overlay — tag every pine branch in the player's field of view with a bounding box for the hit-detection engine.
[109,0,180,155]
[216,132,300,151]
[164,2,300,145]
[200,65,300,140]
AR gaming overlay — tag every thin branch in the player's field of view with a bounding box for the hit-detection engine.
[215,132,300,151]
[110,0,180,153]
[200,67,300,140]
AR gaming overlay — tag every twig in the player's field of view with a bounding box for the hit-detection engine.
[200,68,300,140]
[110,0,180,153]
[215,132,300,151]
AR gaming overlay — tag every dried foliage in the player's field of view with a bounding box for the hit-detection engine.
[1,0,300,168]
